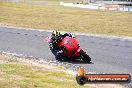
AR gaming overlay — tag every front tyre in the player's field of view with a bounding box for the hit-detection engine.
[55,55,62,61]
[79,50,91,63]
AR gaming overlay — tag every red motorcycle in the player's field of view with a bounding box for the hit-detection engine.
[46,36,91,63]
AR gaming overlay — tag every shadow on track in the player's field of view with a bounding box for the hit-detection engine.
[58,58,94,64]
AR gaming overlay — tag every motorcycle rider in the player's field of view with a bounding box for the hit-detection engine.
[49,30,75,59]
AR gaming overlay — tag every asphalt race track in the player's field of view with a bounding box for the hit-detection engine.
[0,27,132,86]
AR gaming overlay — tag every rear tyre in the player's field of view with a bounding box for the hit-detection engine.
[79,50,91,63]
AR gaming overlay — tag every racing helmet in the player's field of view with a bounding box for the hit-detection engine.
[52,30,61,40]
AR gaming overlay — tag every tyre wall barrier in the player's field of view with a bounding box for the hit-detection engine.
[60,2,132,11]
[98,5,119,11]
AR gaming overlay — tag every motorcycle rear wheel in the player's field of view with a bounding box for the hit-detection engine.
[79,50,91,63]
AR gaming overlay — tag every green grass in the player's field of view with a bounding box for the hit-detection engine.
[0,1,132,37]
[0,54,91,88]
[0,63,91,88]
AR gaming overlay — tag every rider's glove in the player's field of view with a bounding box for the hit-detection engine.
[49,43,54,49]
